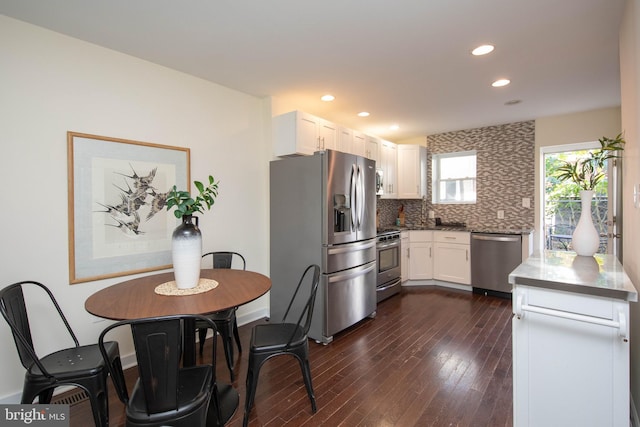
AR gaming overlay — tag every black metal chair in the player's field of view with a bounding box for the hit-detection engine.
[198,251,246,382]
[243,264,320,427]
[99,314,231,427]
[0,281,125,427]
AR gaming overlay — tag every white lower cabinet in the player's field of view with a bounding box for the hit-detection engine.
[433,231,470,284]
[408,231,432,280]
[400,231,409,282]
[512,285,630,427]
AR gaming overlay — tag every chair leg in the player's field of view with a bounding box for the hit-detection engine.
[232,317,242,353]
[198,327,208,356]
[220,327,235,382]
[299,358,317,413]
[243,356,263,427]
[38,389,54,404]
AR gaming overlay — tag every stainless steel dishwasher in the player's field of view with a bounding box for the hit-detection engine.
[471,232,522,296]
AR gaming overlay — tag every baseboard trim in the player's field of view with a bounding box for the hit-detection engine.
[402,279,472,292]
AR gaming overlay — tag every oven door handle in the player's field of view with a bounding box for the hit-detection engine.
[377,241,400,250]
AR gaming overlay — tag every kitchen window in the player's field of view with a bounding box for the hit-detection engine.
[432,151,476,203]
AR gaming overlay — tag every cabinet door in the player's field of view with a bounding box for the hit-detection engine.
[513,285,629,427]
[298,113,320,153]
[352,131,366,157]
[380,141,397,199]
[318,119,337,151]
[409,241,433,280]
[365,135,380,163]
[337,127,352,154]
[401,235,409,282]
[433,242,470,284]
[273,110,320,156]
[397,144,426,199]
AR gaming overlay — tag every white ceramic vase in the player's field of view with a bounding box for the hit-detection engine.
[571,190,600,257]
[172,215,202,289]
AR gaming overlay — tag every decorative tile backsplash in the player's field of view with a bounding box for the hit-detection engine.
[378,120,535,230]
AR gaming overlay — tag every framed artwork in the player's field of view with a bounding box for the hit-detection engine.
[67,132,190,283]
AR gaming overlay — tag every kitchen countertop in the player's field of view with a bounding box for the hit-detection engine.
[508,250,638,302]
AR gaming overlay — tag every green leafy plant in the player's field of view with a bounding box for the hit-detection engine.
[166,175,219,218]
[555,133,625,191]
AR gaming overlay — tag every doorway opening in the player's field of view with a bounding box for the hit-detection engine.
[542,142,619,256]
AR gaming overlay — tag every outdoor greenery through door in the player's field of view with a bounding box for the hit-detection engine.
[544,147,611,254]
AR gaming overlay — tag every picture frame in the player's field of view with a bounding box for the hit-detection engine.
[67,132,190,283]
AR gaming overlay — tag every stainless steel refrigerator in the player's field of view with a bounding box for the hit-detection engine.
[270,150,377,344]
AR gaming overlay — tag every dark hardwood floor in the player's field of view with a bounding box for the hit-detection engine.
[60,286,513,426]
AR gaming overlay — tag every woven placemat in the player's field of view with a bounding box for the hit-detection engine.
[154,278,218,296]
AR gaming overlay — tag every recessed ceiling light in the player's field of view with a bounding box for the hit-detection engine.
[357,112,370,117]
[390,124,399,131]
[492,79,511,87]
[472,44,495,56]
[505,99,522,105]
[321,94,335,102]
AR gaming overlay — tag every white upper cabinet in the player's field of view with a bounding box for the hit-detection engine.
[351,130,366,158]
[337,126,353,154]
[318,119,337,151]
[273,110,337,157]
[365,135,380,163]
[397,144,427,199]
[380,140,397,199]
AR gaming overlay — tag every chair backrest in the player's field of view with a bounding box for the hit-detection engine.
[202,251,246,270]
[0,281,78,376]
[98,314,218,411]
[282,264,320,346]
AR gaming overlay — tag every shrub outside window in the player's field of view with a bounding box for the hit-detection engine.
[432,151,477,204]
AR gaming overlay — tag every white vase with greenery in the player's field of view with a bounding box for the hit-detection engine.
[571,190,600,256]
[166,175,219,288]
[555,134,624,257]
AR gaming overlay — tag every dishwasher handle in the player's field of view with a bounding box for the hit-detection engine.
[472,233,521,242]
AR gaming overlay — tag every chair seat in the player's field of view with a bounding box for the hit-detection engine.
[250,323,306,352]
[26,341,118,379]
[127,365,213,424]
[195,309,234,325]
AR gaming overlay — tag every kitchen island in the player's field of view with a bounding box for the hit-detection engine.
[509,251,637,427]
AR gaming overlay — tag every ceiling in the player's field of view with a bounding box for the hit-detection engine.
[0,0,626,141]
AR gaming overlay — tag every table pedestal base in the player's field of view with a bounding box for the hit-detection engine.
[207,382,239,426]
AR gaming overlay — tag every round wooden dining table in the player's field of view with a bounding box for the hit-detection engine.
[85,268,271,426]
[85,268,271,321]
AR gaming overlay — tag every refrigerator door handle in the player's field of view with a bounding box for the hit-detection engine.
[356,164,364,230]
[327,262,376,283]
[350,163,357,230]
[326,239,376,255]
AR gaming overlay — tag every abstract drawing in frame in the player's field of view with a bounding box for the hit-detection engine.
[67,132,190,283]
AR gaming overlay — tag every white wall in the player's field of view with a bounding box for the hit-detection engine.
[620,0,640,417]
[0,16,271,401]
[533,107,622,252]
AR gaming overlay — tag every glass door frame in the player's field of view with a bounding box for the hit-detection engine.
[540,141,616,255]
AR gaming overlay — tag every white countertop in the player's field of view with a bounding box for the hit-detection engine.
[508,250,638,302]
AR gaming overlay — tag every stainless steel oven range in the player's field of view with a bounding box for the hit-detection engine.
[376,229,401,302]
